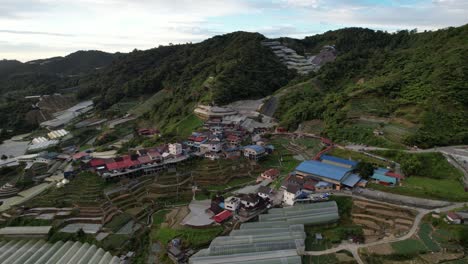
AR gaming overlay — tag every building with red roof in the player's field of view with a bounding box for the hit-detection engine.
[260,168,280,180]
[72,152,89,160]
[446,212,462,224]
[89,158,106,167]
[137,155,152,164]
[385,171,405,180]
[213,210,232,223]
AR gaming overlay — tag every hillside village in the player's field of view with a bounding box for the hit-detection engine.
[0,26,467,264]
[0,86,467,264]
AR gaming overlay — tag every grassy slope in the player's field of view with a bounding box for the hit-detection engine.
[369,151,467,201]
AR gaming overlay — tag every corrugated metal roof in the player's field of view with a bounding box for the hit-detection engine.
[295,160,350,181]
[341,173,361,187]
[371,173,397,184]
[243,145,265,154]
[321,155,358,167]
[374,167,388,174]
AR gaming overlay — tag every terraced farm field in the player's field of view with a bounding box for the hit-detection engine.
[352,199,416,242]
[26,172,106,208]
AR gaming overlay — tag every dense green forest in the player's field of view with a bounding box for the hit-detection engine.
[0,50,117,135]
[275,25,468,148]
[77,32,293,129]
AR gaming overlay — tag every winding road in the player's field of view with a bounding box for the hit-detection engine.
[302,196,467,263]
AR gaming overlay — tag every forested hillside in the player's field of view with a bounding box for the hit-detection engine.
[275,25,468,148]
[1,26,466,148]
[0,50,117,135]
[77,32,293,129]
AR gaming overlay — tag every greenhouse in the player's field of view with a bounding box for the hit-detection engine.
[190,249,301,264]
[0,239,119,264]
[190,201,340,263]
[229,224,304,236]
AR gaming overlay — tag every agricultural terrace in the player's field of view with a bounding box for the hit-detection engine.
[193,158,262,192]
[369,151,468,201]
[304,197,363,251]
[352,199,416,243]
[328,148,390,167]
[25,172,107,208]
[361,214,468,263]
[305,196,419,256]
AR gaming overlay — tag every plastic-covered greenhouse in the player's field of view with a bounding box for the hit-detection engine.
[230,224,304,236]
[189,200,340,263]
[190,249,301,264]
[0,239,119,264]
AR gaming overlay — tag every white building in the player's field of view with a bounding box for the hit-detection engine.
[200,142,223,153]
[257,186,272,199]
[224,197,241,211]
[283,184,302,206]
[240,194,260,208]
[168,143,183,156]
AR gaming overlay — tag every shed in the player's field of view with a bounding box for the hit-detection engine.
[213,210,232,223]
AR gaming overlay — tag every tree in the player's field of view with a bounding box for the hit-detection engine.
[354,162,374,179]
[400,156,423,176]
[76,228,86,239]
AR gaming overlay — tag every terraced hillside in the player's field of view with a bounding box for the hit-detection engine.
[26,172,106,208]
[352,199,417,243]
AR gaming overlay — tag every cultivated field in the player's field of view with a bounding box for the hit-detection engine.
[352,199,416,242]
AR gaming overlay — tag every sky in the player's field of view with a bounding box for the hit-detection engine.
[1,0,467,62]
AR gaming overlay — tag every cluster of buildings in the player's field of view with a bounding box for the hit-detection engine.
[40,100,94,129]
[28,129,70,152]
[281,154,404,205]
[194,104,275,133]
[186,113,274,161]
[84,143,188,179]
[261,40,336,75]
[370,167,405,186]
[189,201,339,264]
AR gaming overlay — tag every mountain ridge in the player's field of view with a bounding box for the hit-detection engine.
[0,26,467,148]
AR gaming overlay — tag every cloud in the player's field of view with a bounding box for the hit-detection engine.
[0,29,74,37]
[279,0,468,31]
[0,0,467,61]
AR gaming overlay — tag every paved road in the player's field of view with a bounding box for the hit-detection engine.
[345,144,468,188]
[303,198,467,263]
[260,96,278,117]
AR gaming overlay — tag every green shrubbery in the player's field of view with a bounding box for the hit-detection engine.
[275,25,468,148]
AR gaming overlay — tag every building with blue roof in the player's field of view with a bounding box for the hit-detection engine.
[341,173,362,188]
[371,173,397,186]
[320,155,358,169]
[375,168,389,175]
[243,145,266,160]
[295,160,362,190]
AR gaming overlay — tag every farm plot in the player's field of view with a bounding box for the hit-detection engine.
[418,223,440,252]
[382,123,416,144]
[352,199,416,242]
[391,239,427,255]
